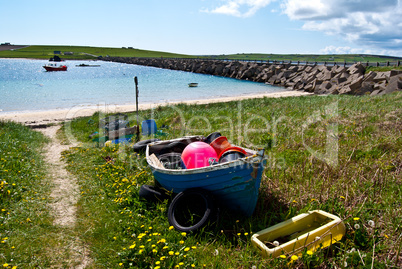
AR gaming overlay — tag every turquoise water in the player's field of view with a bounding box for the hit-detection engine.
[0,59,284,113]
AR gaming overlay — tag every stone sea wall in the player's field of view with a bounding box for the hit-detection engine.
[102,57,402,96]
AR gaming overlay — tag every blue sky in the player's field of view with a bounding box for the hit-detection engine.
[1,0,401,56]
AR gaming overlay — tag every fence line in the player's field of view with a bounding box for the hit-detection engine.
[129,56,401,68]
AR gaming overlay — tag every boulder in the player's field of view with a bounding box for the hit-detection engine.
[347,63,366,75]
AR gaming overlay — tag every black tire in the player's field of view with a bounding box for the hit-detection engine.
[139,184,168,202]
[133,138,161,153]
[204,132,221,144]
[168,189,216,232]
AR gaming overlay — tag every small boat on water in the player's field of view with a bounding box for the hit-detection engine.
[43,62,67,71]
[188,83,198,87]
[146,135,266,217]
[76,63,101,67]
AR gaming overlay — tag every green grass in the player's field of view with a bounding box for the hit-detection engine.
[0,121,58,268]
[1,45,401,64]
[366,66,402,73]
[0,45,196,60]
[212,53,402,64]
[58,92,402,268]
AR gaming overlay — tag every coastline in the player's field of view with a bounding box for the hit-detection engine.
[0,91,312,126]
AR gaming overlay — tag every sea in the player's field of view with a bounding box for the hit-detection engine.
[0,58,285,113]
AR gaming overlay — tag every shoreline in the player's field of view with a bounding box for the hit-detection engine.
[0,91,312,126]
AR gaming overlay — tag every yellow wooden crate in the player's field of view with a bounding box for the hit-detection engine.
[251,210,346,257]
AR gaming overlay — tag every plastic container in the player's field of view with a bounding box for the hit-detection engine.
[219,150,246,163]
[142,119,157,136]
[210,136,231,157]
[217,146,247,160]
[251,210,346,257]
[181,142,218,169]
[158,152,185,169]
[204,132,221,144]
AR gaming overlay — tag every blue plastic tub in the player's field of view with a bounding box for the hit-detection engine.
[142,119,157,136]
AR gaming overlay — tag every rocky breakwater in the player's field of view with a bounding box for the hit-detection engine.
[103,57,402,96]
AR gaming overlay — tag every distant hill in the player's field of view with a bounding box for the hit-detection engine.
[0,45,401,63]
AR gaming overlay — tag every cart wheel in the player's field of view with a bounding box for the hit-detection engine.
[168,189,216,232]
[139,184,168,202]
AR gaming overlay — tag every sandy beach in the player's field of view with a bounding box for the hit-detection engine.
[0,91,312,126]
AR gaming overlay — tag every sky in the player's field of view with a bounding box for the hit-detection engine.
[0,0,401,57]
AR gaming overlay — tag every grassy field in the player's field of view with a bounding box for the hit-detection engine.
[0,122,59,268]
[211,53,402,64]
[1,45,401,64]
[52,92,402,268]
[0,45,195,60]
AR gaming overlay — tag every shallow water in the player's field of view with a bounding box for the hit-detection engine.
[0,58,284,113]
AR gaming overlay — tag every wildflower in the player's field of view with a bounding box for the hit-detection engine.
[191,265,195,268]
[119,263,123,266]
[368,220,375,228]
[291,255,298,261]
[139,249,144,254]
[353,217,360,221]
[179,262,184,265]
[307,250,313,255]
[184,247,190,252]
[175,252,180,255]
[340,196,345,199]
[384,234,389,239]
[129,244,135,249]
[237,233,241,236]
[279,255,287,259]
[156,261,160,265]
[213,249,219,256]
[191,246,197,249]
[163,246,169,249]
[244,232,249,236]
[160,256,166,261]
[155,267,160,269]
[181,232,186,236]
[310,198,316,202]
[152,249,158,253]
[292,200,297,203]
[169,226,174,230]
[179,240,184,244]
[3,264,9,268]
[354,224,360,229]
[169,251,174,256]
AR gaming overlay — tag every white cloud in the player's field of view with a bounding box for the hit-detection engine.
[281,0,402,54]
[203,0,276,18]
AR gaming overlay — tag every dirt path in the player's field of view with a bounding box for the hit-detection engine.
[39,125,91,268]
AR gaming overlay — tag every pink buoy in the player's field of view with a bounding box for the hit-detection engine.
[181,142,218,169]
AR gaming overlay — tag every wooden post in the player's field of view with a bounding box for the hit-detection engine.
[134,76,140,142]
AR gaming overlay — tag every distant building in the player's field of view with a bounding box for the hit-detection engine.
[54,51,61,54]
[1,42,11,46]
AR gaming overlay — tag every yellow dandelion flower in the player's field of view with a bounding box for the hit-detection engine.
[139,249,144,254]
[181,232,186,236]
[244,232,249,236]
[384,234,389,239]
[175,252,180,255]
[152,249,158,253]
[179,240,184,244]
[140,245,145,248]
[307,250,313,255]
[353,217,360,221]
[160,256,166,260]
[184,247,190,252]
[169,251,174,255]
[3,264,9,268]
[279,255,287,259]
[155,267,160,269]
[191,246,197,249]
[191,265,195,268]
[163,246,169,249]
[169,226,174,230]
[340,196,345,199]
[129,244,135,249]
[119,263,123,266]
[291,255,298,261]
[237,233,241,236]
[179,262,184,265]
[156,261,160,265]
